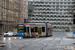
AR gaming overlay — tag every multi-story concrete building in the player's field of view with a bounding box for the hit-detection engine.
[14,0,28,31]
[28,0,74,31]
[0,0,14,34]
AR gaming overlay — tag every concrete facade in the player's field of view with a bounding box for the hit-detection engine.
[28,3,34,23]
[28,0,74,31]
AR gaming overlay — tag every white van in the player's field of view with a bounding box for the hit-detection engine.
[4,31,13,37]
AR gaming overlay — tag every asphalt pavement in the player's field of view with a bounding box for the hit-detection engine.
[0,32,75,50]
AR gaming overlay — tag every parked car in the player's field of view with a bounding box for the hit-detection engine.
[0,34,2,37]
[4,31,13,37]
[12,32,17,36]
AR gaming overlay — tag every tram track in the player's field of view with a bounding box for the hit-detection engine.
[1,38,36,50]
[18,37,50,50]
[57,32,65,50]
[39,37,55,50]
[39,32,65,50]
[18,36,62,50]
[2,37,48,50]
[1,32,66,50]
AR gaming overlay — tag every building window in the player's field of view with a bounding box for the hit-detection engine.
[14,4,20,10]
[24,14,26,17]
[14,12,16,16]
[14,12,20,17]
[24,8,26,11]
[15,0,20,3]
[18,13,20,17]
[14,19,19,23]
[14,19,16,23]
[24,1,26,5]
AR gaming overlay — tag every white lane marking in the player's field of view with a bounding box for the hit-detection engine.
[43,38,54,40]
[54,38,61,40]
[63,38,74,40]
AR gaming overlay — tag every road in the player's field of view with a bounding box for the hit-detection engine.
[0,32,75,50]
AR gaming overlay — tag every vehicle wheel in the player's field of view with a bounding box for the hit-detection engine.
[49,35,52,37]
[46,33,48,37]
[39,36,41,38]
[32,35,36,38]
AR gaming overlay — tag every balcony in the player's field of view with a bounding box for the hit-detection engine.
[53,25,72,27]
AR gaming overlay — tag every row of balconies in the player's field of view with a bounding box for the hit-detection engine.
[33,4,73,6]
[33,12,73,17]
[30,20,73,23]
[34,8,73,10]
[30,0,73,2]
[31,1,73,2]
[31,16,72,17]
[34,9,73,11]
[53,29,73,31]
[34,7,72,9]
[33,13,71,17]
[33,16,73,18]
[33,13,72,15]
[31,19,72,21]
[53,24,73,26]
[34,9,71,11]
[30,15,71,17]
[53,26,73,28]
[33,11,72,13]
[30,21,73,26]
[53,27,72,30]
[32,1,73,4]
[30,20,72,23]
[34,10,70,11]
[33,10,71,11]
[31,17,72,19]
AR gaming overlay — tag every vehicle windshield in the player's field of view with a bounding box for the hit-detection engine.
[18,27,24,33]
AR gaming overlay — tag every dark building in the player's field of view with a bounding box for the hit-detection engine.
[26,3,34,23]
